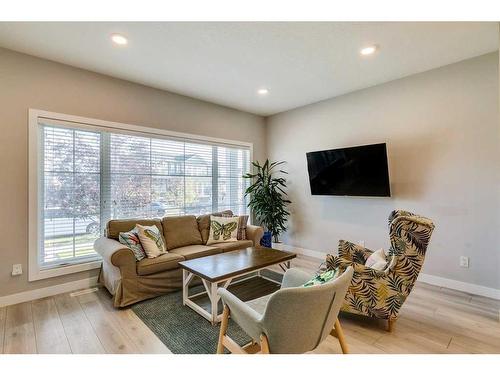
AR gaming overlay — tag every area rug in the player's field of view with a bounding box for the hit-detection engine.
[131,270,282,354]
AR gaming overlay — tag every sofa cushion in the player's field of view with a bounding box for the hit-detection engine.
[106,219,163,240]
[213,240,254,253]
[197,210,233,244]
[137,252,185,276]
[162,215,203,250]
[170,245,221,260]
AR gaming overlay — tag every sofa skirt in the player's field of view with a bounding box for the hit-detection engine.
[100,267,184,308]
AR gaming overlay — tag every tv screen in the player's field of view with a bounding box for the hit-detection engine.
[306,143,391,197]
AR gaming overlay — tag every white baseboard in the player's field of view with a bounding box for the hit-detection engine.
[0,276,99,308]
[275,243,500,301]
[416,273,500,300]
[273,242,326,260]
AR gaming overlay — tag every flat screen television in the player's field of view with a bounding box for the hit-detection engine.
[306,143,390,197]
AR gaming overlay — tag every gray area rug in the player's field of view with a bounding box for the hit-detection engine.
[132,270,282,354]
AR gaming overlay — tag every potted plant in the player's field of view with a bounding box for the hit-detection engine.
[243,160,291,247]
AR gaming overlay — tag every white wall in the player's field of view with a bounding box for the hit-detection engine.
[266,53,500,289]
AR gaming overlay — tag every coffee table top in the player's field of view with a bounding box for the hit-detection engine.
[178,247,296,282]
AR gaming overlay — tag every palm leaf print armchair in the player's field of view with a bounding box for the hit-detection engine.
[326,210,435,332]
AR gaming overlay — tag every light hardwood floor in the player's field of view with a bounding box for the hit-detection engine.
[1,254,499,354]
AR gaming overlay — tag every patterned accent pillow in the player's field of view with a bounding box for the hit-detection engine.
[118,228,146,261]
[217,213,248,240]
[136,224,167,258]
[207,215,239,245]
[303,269,337,287]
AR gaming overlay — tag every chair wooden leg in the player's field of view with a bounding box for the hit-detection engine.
[333,318,349,354]
[259,334,270,354]
[218,306,269,354]
[242,341,261,354]
[387,318,396,333]
[217,305,230,354]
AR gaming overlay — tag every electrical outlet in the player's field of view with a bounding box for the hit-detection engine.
[459,256,469,268]
[12,264,23,276]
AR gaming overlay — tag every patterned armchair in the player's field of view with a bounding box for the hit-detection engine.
[326,210,435,331]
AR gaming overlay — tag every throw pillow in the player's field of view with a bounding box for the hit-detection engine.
[236,215,248,240]
[217,213,248,240]
[206,215,239,245]
[136,224,167,258]
[118,228,146,261]
[303,269,337,287]
[365,248,388,271]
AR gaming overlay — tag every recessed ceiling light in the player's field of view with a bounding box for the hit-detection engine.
[111,34,128,46]
[360,45,378,56]
[257,88,269,95]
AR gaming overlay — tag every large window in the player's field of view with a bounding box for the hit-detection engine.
[29,110,251,280]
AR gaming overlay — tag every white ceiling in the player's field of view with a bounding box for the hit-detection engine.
[0,22,497,116]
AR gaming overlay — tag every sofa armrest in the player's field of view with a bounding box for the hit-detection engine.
[246,224,264,247]
[94,237,136,270]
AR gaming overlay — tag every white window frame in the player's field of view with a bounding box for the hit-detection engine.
[28,109,253,281]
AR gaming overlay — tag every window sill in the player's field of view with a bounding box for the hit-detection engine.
[29,259,102,282]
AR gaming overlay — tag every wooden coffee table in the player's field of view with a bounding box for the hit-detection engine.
[178,247,296,325]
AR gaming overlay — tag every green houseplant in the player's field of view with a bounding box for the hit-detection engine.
[243,160,291,245]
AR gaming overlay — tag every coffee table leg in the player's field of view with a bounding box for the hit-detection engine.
[182,270,196,306]
[279,261,292,273]
[210,281,218,325]
[182,269,188,306]
[201,279,221,325]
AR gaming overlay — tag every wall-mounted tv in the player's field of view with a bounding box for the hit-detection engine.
[306,143,391,197]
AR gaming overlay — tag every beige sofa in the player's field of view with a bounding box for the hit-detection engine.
[94,210,264,307]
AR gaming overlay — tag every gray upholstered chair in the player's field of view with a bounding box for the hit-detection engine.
[216,267,354,354]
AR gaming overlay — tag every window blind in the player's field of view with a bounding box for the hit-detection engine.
[42,126,101,266]
[39,121,250,269]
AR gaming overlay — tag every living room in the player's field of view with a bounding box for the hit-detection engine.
[0,1,499,372]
